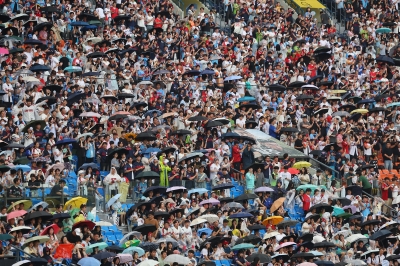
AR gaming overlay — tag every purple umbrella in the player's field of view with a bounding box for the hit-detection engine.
[343,205,357,214]
[255,187,275,193]
[199,198,220,206]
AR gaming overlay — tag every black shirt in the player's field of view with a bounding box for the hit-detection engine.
[294,139,303,151]
[50,184,63,196]
[8,185,22,197]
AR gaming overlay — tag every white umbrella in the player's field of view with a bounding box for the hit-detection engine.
[190,218,207,227]
[75,133,94,140]
[379,220,399,230]
[138,81,153,85]
[346,234,368,244]
[347,259,367,266]
[95,221,113,226]
[312,235,325,243]
[85,37,102,44]
[10,226,32,233]
[45,163,65,177]
[119,231,142,246]
[13,260,31,266]
[263,231,279,239]
[199,214,219,223]
[333,230,351,238]
[164,255,191,265]
[360,249,379,258]
[301,85,318,90]
[327,96,341,101]
[80,112,101,118]
[156,237,178,245]
[137,260,159,266]
[22,76,40,82]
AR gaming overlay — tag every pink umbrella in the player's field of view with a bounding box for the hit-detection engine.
[40,224,60,236]
[275,241,297,251]
[0,48,9,55]
[343,205,357,214]
[117,254,133,263]
[7,210,27,221]
[298,263,317,266]
[199,198,220,206]
[79,112,101,118]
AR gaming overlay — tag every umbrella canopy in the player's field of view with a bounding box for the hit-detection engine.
[135,171,159,180]
[254,187,275,193]
[7,200,32,212]
[107,194,122,208]
[229,212,254,219]
[199,214,219,223]
[134,224,157,235]
[72,220,96,231]
[10,226,31,234]
[370,229,392,240]
[93,251,117,261]
[24,211,53,222]
[86,242,108,253]
[64,197,88,210]
[293,161,312,169]
[78,257,101,266]
[24,236,50,247]
[270,197,286,213]
[234,194,258,202]
[232,243,255,250]
[262,216,284,226]
[7,210,27,221]
[39,224,60,236]
[137,260,159,266]
[122,246,145,256]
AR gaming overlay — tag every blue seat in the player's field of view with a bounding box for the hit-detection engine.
[109,225,119,232]
[69,172,77,179]
[97,188,105,197]
[220,260,230,266]
[214,261,222,266]
[25,188,30,197]
[95,216,100,222]
[100,171,110,177]
[114,232,124,240]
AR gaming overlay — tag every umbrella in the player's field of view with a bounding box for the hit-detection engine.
[30,64,51,72]
[314,262,334,266]
[72,220,96,231]
[309,203,333,213]
[386,255,400,261]
[296,95,314,101]
[332,111,350,117]
[387,102,400,108]
[153,70,170,75]
[24,211,52,222]
[122,246,145,256]
[134,224,156,235]
[229,212,254,219]
[33,22,53,32]
[370,229,392,240]
[170,129,192,136]
[79,163,99,171]
[343,205,357,214]
[137,260,159,266]
[143,186,167,197]
[0,234,13,241]
[64,197,88,210]
[246,254,271,263]
[224,75,242,81]
[277,220,298,228]
[234,194,258,202]
[314,108,329,115]
[288,81,307,88]
[199,198,220,206]
[238,96,256,102]
[275,242,297,251]
[270,197,286,213]
[190,218,208,226]
[135,171,159,180]
[254,187,274,193]
[188,116,208,121]
[293,161,312,169]
[351,108,369,114]
[67,93,86,105]
[314,47,331,54]
[239,103,261,110]
[135,132,157,141]
[231,243,255,250]
[12,164,30,172]
[280,127,299,133]
[262,216,284,226]
[333,197,352,206]
[95,221,113,226]
[7,210,27,220]
[376,27,391,34]
[80,112,101,118]
[357,98,375,104]
[93,251,117,260]
[212,183,235,191]
[40,224,60,236]
[199,214,219,223]
[309,150,322,156]
[28,201,49,212]
[107,194,122,208]
[10,226,31,234]
[70,21,90,27]
[268,84,287,91]
[360,249,379,258]
[226,202,243,209]
[178,152,204,163]
[86,242,108,253]
[119,231,142,247]
[116,254,133,263]
[188,188,209,195]
[346,234,368,244]
[323,143,340,152]
[139,242,159,252]
[42,85,63,93]
[205,120,224,127]
[55,138,76,146]
[78,257,101,266]
[65,66,83,72]
[263,231,280,240]
[312,241,336,248]
[248,224,266,231]
[23,236,50,246]
[0,14,10,22]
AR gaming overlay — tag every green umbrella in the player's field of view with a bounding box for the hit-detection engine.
[232,243,255,250]
[0,234,13,241]
[0,165,11,173]
[14,157,30,165]
[122,246,145,256]
[69,208,80,217]
[86,242,108,253]
[337,212,352,219]
[333,206,345,216]
[89,20,102,25]
[376,27,391,34]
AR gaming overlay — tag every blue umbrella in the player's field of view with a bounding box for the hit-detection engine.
[30,64,51,72]
[64,66,82,72]
[224,75,242,81]
[197,228,212,237]
[28,201,49,212]
[78,257,101,266]
[144,109,162,117]
[188,188,209,195]
[221,132,240,138]
[229,212,253,219]
[107,194,121,208]
[79,163,99,171]
[13,165,31,172]
[376,27,391,34]
[82,71,100,77]
[376,55,395,65]
[237,96,256,102]
[55,138,77,146]
[387,102,400,108]
[200,69,215,75]
[358,99,375,104]
[122,246,145,256]
[81,25,97,31]
[71,21,90,27]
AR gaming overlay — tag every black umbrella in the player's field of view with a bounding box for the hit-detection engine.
[148,196,163,206]
[234,194,258,202]
[248,224,266,231]
[323,143,340,152]
[139,241,159,251]
[374,94,389,101]
[318,81,334,87]
[0,14,10,22]
[78,13,97,20]
[291,252,315,259]
[245,120,258,128]
[134,224,156,235]
[346,186,363,196]
[198,262,217,266]
[24,211,53,222]
[277,220,298,228]
[313,241,336,248]
[36,96,57,106]
[370,107,386,113]
[314,47,331,54]
[280,127,299,133]
[239,103,261,110]
[339,104,357,112]
[212,183,235,191]
[156,10,171,19]
[170,129,192,136]
[106,148,129,161]
[314,108,329,116]
[153,211,169,219]
[205,120,224,128]
[143,186,167,197]
[309,150,322,156]
[117,93,135,99]
[132,102,148,109]
[50,213,71,221]
[67,93,86,105]
[113,15,130,22]
[288,81,307,88]
[359,164,376,170]
[370,229,392,241]
[296,95,314,101]
[240,136,256,144]
[5,143,25,149]
[376,55,395,65]
[386,255,400,261]
[41,6,59,12]
[245,162,264,171]
[309,203,333,213]
[219,197,234,203]
[315,261,334,266]
[188,116,208,122]
[237,234,261,245]
[93,251,117,260]
[360,219,381,227]
[28,258,48,266]
[348,214,363,221]
[135,132,157,141]
[135,171,159,180]
[268,84,287,91]
[334,197,351,206]
[43,85,63,93]
[314,53,332,62]
[297,55,311,65]
[33,22,52,32]
[308,75,323,84]
[87,52,106,58]
[298,233,314,243]
[156,147,176,157]
[298,241,314,250]
[169,208,185,215]
[305,214,321,222]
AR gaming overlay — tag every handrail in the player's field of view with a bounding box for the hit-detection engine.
[308,157,341,180]
[362,191,396,214]
[10,244,38,261]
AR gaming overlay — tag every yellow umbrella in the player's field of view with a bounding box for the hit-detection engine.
[330,90,347,94]
[270,197,286,213]
[293,161,312,169]
[7,200,32,213]
[64,197,88,211]
[351,109,369,114]
[262,216,284,226]
[74,214,85,223]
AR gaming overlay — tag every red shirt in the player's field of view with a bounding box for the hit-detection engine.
[308,63,317,77]
[232,145,241,163]
[110,7,119,19]
[381,183,390,200]
[302,194,311,211]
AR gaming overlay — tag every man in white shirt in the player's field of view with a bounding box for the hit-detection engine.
[236,114,246,128]
[279,166,291,189]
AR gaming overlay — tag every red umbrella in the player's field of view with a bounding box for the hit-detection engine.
[280,168,300,175]
[72,220,96,231]
[7,210,27,221]
[40,224,60,236]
